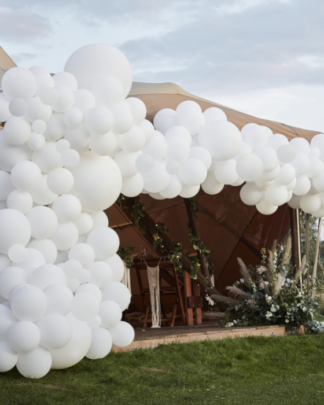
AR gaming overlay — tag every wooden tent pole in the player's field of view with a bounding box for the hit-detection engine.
[183,199,210,280]
[290,208,299,270]
[296,209,302,288]
[312,218,322,296]
[305,213,310,291]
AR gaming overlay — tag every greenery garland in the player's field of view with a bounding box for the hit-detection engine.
[117,245,135,269]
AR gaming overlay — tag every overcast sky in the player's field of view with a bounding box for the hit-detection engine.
[0,0,324,133]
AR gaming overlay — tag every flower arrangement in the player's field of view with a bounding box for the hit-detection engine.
[211,237,321,332]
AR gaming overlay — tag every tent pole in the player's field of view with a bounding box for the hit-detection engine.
[305,213,310,292]
[183,198,210,280]
[290,208,299,270]
[296,208,302,289]
[312,217,322,297]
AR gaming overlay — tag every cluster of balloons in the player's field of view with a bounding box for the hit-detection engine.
[0,41,323,379]
[149,104,324,217]
[0,44,137,379]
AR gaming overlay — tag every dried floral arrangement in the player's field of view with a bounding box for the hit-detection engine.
[211,237,322,332]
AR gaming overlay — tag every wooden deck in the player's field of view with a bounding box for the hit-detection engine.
[112,323,288,353]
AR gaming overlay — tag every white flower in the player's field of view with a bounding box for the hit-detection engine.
[266,311,273,319]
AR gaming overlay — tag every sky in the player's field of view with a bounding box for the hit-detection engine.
[0,0,324,134]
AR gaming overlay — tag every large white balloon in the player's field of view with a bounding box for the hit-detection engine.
[64,44,132,97]
[0,209,31,254]
[69,151,122,212]
[86,227,119,260]
[102,282,131,311]
[17,346,52,379]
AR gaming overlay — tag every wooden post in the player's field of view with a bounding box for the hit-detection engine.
[312,218,322,296]
[184,271,193,325]
[184,198,210,280]
[192,281,202,324]
[290,208,299,269]
[296,209,302,288]
[305,213,310,291]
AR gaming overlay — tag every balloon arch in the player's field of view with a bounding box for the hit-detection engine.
[0,44,322,378]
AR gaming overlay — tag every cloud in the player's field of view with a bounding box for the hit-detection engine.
[0,7,52,43]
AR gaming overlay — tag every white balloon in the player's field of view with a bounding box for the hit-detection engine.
[275,164,296,186]
[9,321,41,352]
[307,157,324,178]
[11,285,47,321]
[44,284,73,315]
[0,267,28,299]
[166,160,181,175]
[261,165,280,181]
[160,175,182,198]
[86,327,112,359]
[198,121,242,161]
[243,125,270,148]
[9,98,27,117]
[136,154,155,173]
[69,243,95,269]
[6,190,32,214]
[165,126,191,145]
[115,150,140,178]
[189,146,212,170]
[0,305,16,340]
[110,101,134,134]
[76,283,102,302]
[27,206,58,239]
[30,264,67,290]
[109,321,134,348]
[37,314,72,349]
[87,227,119,260]
[105,254,124,282]
[3,116,31,146]
[51,222,79,251]
[0,209,31,254]
[61,149,80,168]
[65,123,90,150]
[256,197,278,215]
[236,154,263,182]
[293,175,311,196]
[89,131,117,156]
[99,300,122,329]
[214,160,239,185]
[2,67,37,100]
[102,282,131,311]
[179,184,200,198]
[32,119,47,134]
[121,173,144,197]
[27,239,57,264]
[64,107,83,128]
[31,174,58,205]
[0,93,12,122]
[85,106,114,136]
[0,170,14,201]
[120,126,146,152]
[18,248,46,276]
[203,107,227,123]
[89,261,113,288]
[73,212,93,235]
[17,346,52,379]
[52,194,82,222]
[166,137,190,162]
[300,194,321,214]
[47,167,74,195]
[240,183,264,205]
[32,141,63,173]
[0,341,18,372]
[142,162,170,193]
[153,109,178,134]
[28,132,45,151]
[8,244,28,263]
[201,171,224,195]
[265,185,288,206]
[91,211,109,228]
[290,137,310,155]
[142,132,167,161]
[91,76,124,107]
[288,194,301,209]
[0,131,32,172]
[179,159,207,186]
[25,97,52,122]
[178,109,205,135]
[70,151,122,212]
[72,89,96,116]
[50,313,92,370]
[291,153,310,176]
[71,292,99,322]
[65,44,132,97]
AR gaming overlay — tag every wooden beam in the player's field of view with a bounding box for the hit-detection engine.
[184,271,193,325]
[184,198,210,280]
[290,208,299,269]
[312,218,322,296]
[192,281,202,325]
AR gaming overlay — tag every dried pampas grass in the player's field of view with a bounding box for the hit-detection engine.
[211,294,240,306]
[273,273,284,298]
[295,256,307,279]
[237,258,251,287]
[226,286,251,300]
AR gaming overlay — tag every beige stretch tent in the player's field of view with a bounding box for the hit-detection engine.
[0,46,320,298]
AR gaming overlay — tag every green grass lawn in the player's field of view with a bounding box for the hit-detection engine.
[2,334,324,405]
